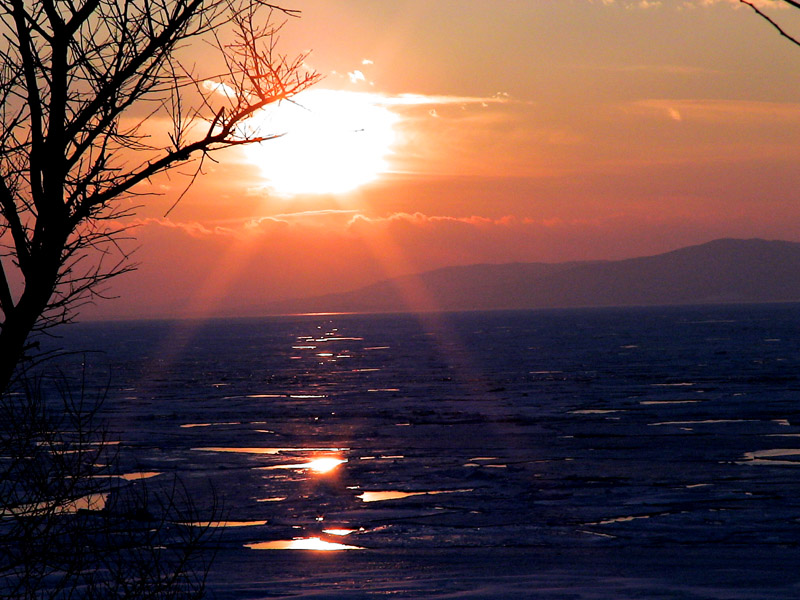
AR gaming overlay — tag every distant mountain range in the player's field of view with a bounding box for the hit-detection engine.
[265,238,800,314]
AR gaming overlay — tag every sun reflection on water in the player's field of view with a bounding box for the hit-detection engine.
[307,457,347,473]
[357,490,423,502]
[262,457,347,473]
[358,489,473,502]
[322,528,357,536]
[186,520,268,528]
[193,447,347,455]
[245,537,363,551]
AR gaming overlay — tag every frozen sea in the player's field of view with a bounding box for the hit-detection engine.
[50,304,800,598]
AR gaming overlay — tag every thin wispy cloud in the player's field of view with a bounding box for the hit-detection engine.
[632,98,800,122]
[377,92,513,107]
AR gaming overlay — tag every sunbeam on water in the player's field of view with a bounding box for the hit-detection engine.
[193,447,348,455]
[322,529,358,536]
[261,457,347,473]
[245,537,364,551]
[357,489,473,502]
[184,520,268,528]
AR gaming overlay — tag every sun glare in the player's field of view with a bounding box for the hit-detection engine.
[244,89,399,196]
[261,456,347,473]
[246,537,363,551]
[305,457,347,473]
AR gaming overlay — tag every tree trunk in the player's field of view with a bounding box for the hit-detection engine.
[0,256,61,393]
[0,309,37,392]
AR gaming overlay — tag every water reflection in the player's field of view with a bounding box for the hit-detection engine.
[246,537,363,551]
[649,419,750,426]
[185,520,267,528]
[194,447,347,455]
[120,471,161,481]
[358,490,423,502]
[358,489,472,502]
[261,457,347,473]
[181,422,241,428]
[590,515,650,525]
[639,400,701,405]
[94,471,162,481]
[740,448,800,465]
[1,493,107,517]
[322,528,357,536]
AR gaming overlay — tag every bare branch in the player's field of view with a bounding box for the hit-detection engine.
[0,0,319,389]
[739,0,800,48]
[8,0,45,212]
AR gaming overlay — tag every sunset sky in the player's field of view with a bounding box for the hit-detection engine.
[90,0,800,319]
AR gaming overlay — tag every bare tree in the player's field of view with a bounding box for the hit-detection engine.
[0,377,221,599]
[739,0,800,47]
[0,0,319,390]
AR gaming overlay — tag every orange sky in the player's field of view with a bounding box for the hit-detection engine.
[86,0,800,319]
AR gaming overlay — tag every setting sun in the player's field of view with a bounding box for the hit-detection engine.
[244,89,399,196]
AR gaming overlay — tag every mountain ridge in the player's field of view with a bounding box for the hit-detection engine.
[263,238,800,314]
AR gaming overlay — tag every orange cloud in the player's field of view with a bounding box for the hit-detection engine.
[128,217,236,237]
[348,212,509,228]
[632,99,800,123]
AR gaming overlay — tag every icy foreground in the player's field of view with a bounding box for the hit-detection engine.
[58,306,800,598]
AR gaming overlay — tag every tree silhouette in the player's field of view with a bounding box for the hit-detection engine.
[0,378,222,599]
[0,0,319,390]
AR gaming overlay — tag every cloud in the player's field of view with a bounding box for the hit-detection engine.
[271,209,360,220]
[378,92,513,107]
[631,98,800,123]
[245,209,360,229]
[239,87,526,186]
[127,211,567,248]
[347,212,513,229]
[348,70,366,83]
[631,1,662,8]
[127,217,236,237]
[135,211,515,238]
[91,203,800,321]
[202,79,237,100]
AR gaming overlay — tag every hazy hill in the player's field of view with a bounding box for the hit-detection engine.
[265,238,800,314]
